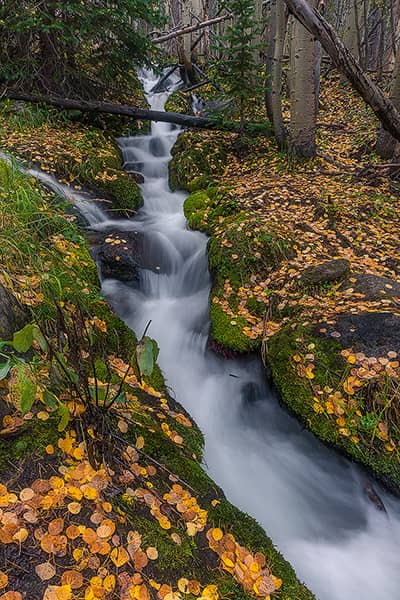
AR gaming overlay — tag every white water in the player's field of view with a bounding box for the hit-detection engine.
[4,71,400,598]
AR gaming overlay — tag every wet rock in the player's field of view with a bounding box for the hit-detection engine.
[300,258,350,285]
[340,273,400,300]
[127,171,145,184]
[316,312,400,356]
[0,283,28,340]
[91,230,146,282]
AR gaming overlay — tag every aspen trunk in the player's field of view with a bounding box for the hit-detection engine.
[283,0,400,143]
[272,0,288,147]
[289,0,318,157]
[376,46,400,158]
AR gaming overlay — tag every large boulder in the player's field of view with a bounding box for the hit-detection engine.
[339,273,400,300]
[316,312,400,356]
[0,283,28,341]
[299,258,350,285]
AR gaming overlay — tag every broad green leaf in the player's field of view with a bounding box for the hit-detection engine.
[57,403,70,432]
[20,375,37,415]
[43,389,58,410]
[136,336,154,379]
[12,324,34,353]
[32,324,49,351]
[0,360,12,380]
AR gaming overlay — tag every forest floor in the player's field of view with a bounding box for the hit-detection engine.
[168,74,400,495]
[0,93,313,599]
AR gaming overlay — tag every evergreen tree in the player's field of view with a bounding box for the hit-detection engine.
[216,0,263,137]
[0,0,164,98]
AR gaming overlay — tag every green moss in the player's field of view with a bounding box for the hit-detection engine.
[169,132,228,191]
[267,325,400,495]
[165,91,190,114]
[139,428,214,496]
[210,304,259,353]
[0,417,58,475]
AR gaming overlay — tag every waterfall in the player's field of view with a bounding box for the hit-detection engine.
[4,68,400,599]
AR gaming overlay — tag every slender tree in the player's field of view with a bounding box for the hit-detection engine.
[289,0,318,157]
[216,0,264,137]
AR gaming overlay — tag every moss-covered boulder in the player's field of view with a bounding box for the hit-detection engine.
[267,322,400,495]
[169,131,229,192]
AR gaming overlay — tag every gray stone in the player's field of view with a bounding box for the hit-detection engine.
[316,312,400,356]
[0,283,28,341]
[300,258,350,285]
[340,273,400,300]
[92,230,146,282]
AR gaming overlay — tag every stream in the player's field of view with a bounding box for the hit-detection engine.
[4,70,400,598]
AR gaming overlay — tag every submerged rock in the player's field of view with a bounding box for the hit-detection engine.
[0,283,28,341]
[89,230,146,282]
[300,258,350,285]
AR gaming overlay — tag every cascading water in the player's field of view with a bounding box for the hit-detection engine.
[5,70,400,598]
[107,69,400,599]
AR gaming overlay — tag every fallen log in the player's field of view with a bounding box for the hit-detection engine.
[4,91,218,130]
[151,14,232,45]
[283,0,400,142]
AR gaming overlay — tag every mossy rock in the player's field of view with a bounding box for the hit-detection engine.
[267,324,400,495]
[169,131,228,192]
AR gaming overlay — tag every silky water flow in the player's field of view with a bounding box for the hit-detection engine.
[5,69,400,599]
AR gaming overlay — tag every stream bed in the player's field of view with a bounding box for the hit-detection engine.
[5,70,400,599]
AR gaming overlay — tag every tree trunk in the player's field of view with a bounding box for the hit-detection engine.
[265,0,277,123]
[376,45,400,158]
[289,0,317,157]
[283,0,400,143]
[272,0,288,147]
[343,0,360,62]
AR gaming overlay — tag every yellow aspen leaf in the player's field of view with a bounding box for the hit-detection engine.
[211,528,223,541]
[83,486,97,500]
[170,532,181,545]
[336,417,346,427]
[211,500,220,507]
[221,552,235,569]
[305,367,315,379]
[186,522,197,536]
[73,447,85,460]
[201,585,218,599]
[178,578,190,593]
[293,354,302,363]
[35,562,56,581]
[48,518,64,535]
[158,516,171,530]
[103,575,116,593]
[0,593,23,600]
[73,548,84,561]
[346,355,356,364]
[12,528,28,543]
[67,502,81,515]
[19,488,34,502]
[45,445,55,455]
[0,572,8,589]
[96,520,115,539]
[136,436,144,450]
[188,580,201,595]
[61,571,83,590]
[146,547,158,560]
[110,546,129,567]
[66,525,80,540]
